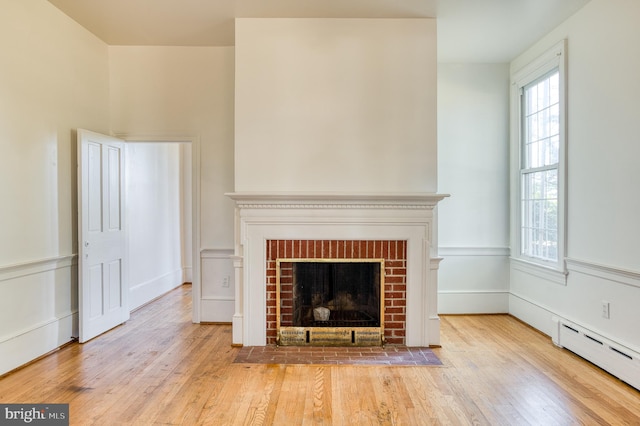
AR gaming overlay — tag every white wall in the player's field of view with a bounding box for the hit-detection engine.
[126,143,184,310]
[437,64,511,313]
[0,0,110,375]
[234,18,438,193]
[109,46,236,250]
[509,0,640,354]
[109,46,236,321]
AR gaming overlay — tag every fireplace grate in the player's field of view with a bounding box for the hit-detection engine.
[302,309,378,327]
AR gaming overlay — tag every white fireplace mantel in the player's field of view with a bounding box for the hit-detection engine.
[227,191,447,208]
[226,191,449,347]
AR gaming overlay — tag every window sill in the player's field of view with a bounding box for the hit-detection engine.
[510,257,568,286]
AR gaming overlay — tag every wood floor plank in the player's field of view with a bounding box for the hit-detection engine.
[1,285,639,425]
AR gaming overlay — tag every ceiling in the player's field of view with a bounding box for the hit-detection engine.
[47,0,590,63]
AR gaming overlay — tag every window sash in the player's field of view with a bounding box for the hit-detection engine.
[520,68,560,263]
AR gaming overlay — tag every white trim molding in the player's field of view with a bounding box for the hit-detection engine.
[0,255,77,283]
[0,255,78,375]
[200,248,235,323]
[200,248,234,259]
[510,257,568,286]
[226,191,449,347]
[566,258,640,289]
[510,39,568,274]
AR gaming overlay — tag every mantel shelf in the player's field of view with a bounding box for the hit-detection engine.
[226,191,449,207]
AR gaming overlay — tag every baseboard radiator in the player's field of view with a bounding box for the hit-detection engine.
[552,317,640,390]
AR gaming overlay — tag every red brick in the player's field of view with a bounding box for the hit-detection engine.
[385,276,404,284]
[385,321,403,329]
[386,260,405,268]
[372,240,380,258]
[329,241,337,258]
[345,240,353,258]
[280,275,293,284]
[387,281,405,289]
[365,241,372,257]
[390,268,407,276]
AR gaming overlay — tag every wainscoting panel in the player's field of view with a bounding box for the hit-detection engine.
[0,255,77,375]
[200,249,234,322]
[438,247,510,314]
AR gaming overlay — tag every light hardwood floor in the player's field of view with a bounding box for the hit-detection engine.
[1,285,639,425]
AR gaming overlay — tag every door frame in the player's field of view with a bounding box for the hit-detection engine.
[118,134,201,323]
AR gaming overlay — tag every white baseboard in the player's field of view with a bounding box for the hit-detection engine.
[182,266,193,283]
[439,290,509,314]
[508,292,556,336]
[129,268,184,310]
[0,312,77,376]
[200,298,234,322]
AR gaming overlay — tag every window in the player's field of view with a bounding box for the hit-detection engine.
[512,40,566,270]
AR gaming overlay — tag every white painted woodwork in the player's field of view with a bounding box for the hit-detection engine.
[78,129,129,343]
[200,249,235,323]
[226,192,448,347]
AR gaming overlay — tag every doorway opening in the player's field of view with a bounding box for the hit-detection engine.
[123,137,198,319]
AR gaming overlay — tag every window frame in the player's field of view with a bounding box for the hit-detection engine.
[510,40,567,273]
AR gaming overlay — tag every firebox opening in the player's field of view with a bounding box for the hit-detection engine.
[276,258,385,346]
[293,261,381,327]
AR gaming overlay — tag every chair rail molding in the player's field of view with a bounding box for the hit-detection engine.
[0,254,77,283]
[565,258,640,289]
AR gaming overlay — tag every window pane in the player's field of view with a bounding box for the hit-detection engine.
[521,169,558,261]
[521,68,560,262]
[549,72,560,105]
[523,69,560,169]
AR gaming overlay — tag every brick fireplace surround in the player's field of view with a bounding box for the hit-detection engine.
[226,192,448,348]
[266,239,408,345]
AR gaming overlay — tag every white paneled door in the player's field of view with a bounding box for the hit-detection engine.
[77,129,129,343]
